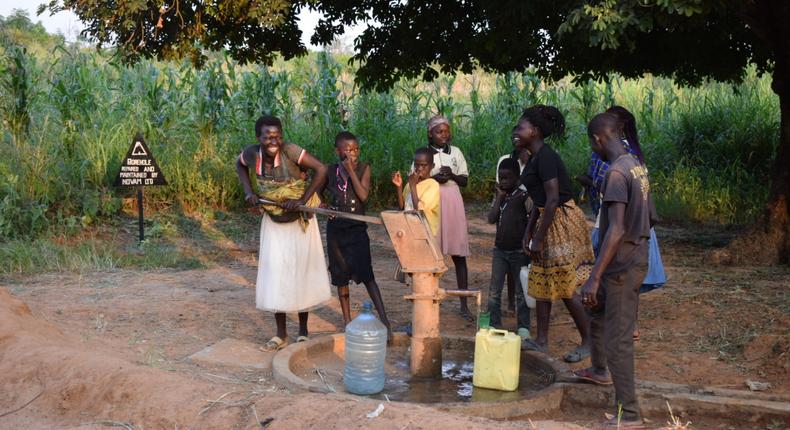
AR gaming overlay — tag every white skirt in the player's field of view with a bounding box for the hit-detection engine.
[256,214,332,313]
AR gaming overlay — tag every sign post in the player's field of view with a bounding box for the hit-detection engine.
[114,133,167,243]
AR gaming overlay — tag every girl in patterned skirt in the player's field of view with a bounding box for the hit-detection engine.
[516,105,595,363]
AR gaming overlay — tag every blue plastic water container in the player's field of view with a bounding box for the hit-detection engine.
[343,300,387,395]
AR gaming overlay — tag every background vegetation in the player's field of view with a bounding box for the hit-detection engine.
[0,11,780,249]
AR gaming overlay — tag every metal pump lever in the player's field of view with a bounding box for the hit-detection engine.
[258,197,383,224]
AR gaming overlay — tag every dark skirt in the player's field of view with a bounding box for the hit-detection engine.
[326,221,375,286]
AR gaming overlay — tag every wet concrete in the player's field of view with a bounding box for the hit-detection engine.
[278,333,558,405]
[356,348,553,403]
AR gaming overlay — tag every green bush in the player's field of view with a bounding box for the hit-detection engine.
[0,40,780,241]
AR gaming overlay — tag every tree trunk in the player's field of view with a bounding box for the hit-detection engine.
[715,1,790,265]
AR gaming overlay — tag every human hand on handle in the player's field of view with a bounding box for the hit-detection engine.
[245,192,260,207]
[281,198,305,211]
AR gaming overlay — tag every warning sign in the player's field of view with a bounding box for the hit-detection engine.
[114,133,167,187]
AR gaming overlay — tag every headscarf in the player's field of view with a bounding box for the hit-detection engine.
[427,115,450,132]
[427,115,451,154]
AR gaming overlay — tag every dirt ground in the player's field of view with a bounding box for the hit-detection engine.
[1,205,788,429]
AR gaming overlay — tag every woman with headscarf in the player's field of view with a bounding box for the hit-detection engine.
[417,115,473,320]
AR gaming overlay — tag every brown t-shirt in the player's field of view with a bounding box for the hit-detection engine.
[599,154,652,274]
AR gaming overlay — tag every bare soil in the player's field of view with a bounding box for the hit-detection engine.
[1,206,787,429]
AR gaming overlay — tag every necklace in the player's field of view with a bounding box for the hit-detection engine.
[336,164,352,208]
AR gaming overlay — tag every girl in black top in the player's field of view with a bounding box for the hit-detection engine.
[322,132,392,342]
[516,105,595,363]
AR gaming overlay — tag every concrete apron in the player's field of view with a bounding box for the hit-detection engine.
[560,379,790,425]
[272,333,790,423]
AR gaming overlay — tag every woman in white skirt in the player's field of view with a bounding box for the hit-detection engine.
[236,115,332,351]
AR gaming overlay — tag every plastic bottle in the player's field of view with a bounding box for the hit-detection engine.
[344,300,387,395]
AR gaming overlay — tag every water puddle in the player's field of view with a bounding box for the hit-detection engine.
[365,350,551,403]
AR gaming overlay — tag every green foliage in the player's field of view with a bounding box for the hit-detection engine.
[0,9,64,49]
[0,34,779,241]
[40,0,305,66]
[0,44,34,142]
[312,1,774,92]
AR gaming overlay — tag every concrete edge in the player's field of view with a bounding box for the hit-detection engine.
[273,332,789,424]
[558,382,790,423]
[272,333,338,392]
[273,332,568,419]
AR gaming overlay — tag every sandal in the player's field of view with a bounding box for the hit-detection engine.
[563,345,591,363]
[261,336,287,351]
[296,335,309,343]
[521,339,548,353]
[573,368,613,386]
[602,416,646,429]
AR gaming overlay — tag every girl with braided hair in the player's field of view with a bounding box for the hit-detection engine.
[516,105,595,362]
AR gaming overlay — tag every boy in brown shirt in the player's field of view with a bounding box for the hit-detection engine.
[576,113,654,429]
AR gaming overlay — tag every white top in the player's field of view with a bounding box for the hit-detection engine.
[412,145,469,177]
[495,154,526,183]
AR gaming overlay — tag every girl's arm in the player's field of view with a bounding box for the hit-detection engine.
[487,187,506,224]
[450,149,469,187]
[407,173,420,210]
[235,157,258,206]
[528,179,559,261]
[282,151,327,210]
[317,172,328,206]
[582,202,626,306]
[522,205,539,253]
[450,173,468,187]
[392,171,405,209]
[346,162,371,202]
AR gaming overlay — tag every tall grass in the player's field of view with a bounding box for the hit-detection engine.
[0,41,780,242]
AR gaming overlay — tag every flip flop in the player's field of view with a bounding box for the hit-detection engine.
[261,336,287,351]
[296,335,309,343]
[563,345,591,363]
[573,368,613,386]
[602,416,646,429]
[521,339,548,353]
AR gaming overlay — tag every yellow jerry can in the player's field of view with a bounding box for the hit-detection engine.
[472,328,521,391]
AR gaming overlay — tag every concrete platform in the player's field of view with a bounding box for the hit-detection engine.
[189,338,274,371]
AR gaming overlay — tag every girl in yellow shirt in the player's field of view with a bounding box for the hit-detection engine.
[391,147,440,237]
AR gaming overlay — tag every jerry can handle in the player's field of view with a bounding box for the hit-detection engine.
[487,328,509,336]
